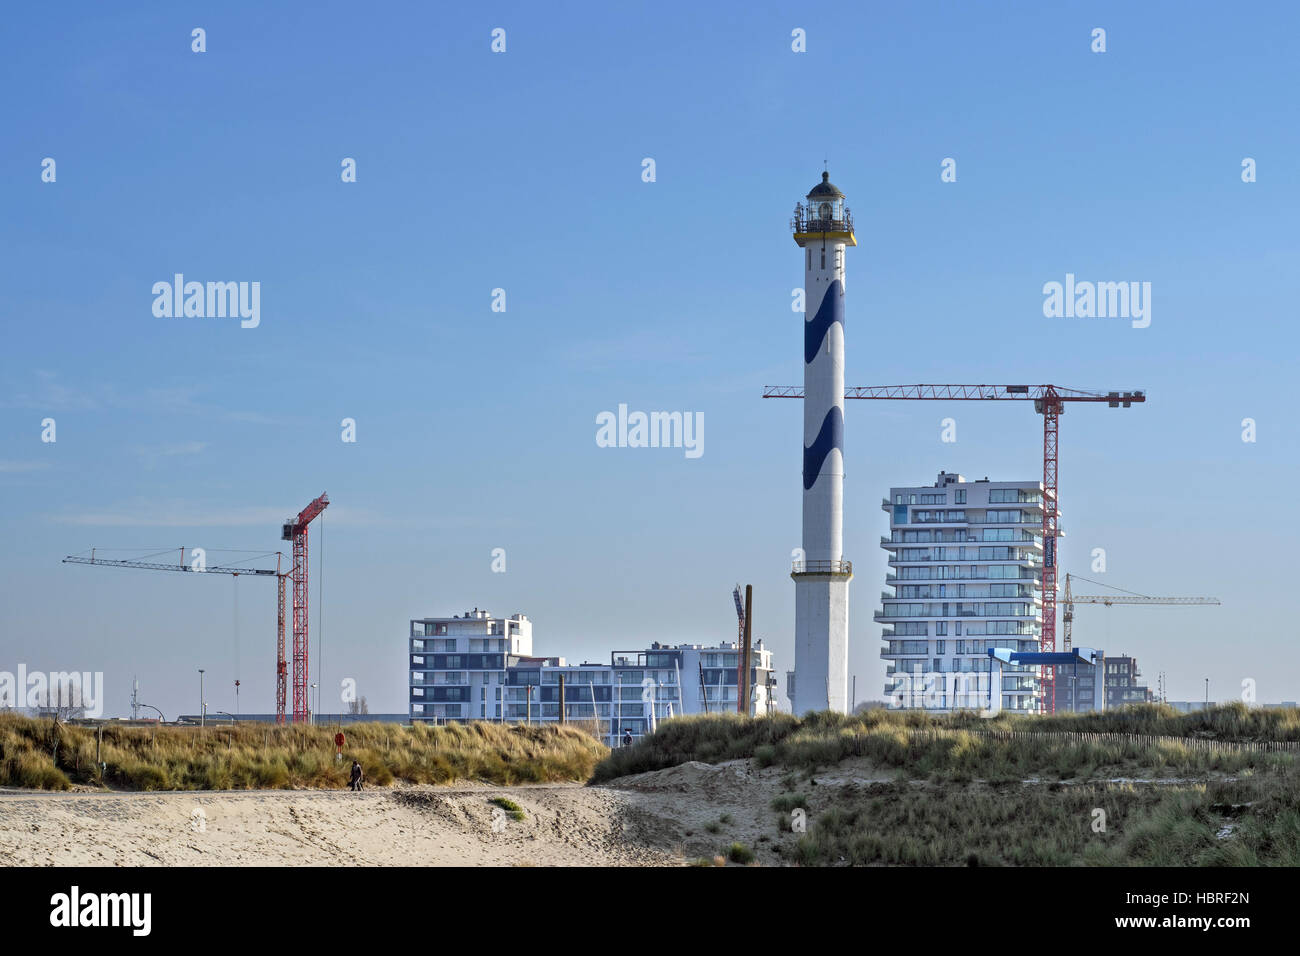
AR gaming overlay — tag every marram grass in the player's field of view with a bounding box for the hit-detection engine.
[590,703,1300,866]
[0,714,607,791]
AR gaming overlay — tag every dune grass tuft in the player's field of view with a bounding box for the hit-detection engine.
[592,704,1299,784]
[0,714,607,791]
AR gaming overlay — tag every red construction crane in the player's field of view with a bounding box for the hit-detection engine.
[64,492,329,725]
[63,548,286,715]
[763,384,1146,714]
[282,493,329,723]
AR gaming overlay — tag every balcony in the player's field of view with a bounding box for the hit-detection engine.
[793,206,854,236]
[792,559,853,575]
[875,609,925,621]
[888,553,1040,565]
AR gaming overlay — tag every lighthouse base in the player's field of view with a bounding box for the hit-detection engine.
[791,569,852,715]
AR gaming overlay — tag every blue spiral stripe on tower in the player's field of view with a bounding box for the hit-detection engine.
[802,406,843,491]
[804,279,844,365]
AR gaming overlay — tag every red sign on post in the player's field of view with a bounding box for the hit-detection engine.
[334,732,345,750]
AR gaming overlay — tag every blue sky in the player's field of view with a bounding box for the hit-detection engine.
[2,1,1296,719]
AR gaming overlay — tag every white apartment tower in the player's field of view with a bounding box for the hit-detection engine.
[790,171,855,716]
[408,609,532,722]
[879,473,1048,713]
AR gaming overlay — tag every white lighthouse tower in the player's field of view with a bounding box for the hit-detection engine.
[791,171,855,715]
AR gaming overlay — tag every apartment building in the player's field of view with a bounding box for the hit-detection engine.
[408,609,533,722]
[408,611,776,740]
[1100,655,1154,708]
[503,642,776,742]
[879,472,1045,713]
[1050,652,1153,712]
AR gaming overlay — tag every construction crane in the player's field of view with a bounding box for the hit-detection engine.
[63,548,285,715]
[63,492,329,724]
[763,384,1146,714]
[1063,573,1220,651]
[282,493,329,723]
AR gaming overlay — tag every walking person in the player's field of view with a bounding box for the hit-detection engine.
[349,759,364,791]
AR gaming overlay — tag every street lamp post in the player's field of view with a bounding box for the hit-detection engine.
[138,703,164,723]
[198,668,205,728]
[310,683,317,725]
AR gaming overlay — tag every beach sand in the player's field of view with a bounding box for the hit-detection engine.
[0,781,680,867]
[0,757,871,866]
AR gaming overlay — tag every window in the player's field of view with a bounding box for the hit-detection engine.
[936,640,945,654]
[955,490,967,504]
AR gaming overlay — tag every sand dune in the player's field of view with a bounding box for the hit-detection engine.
[0,757,847,866]
[0,782,683,867]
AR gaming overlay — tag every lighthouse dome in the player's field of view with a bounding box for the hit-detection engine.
[807,171,845,200]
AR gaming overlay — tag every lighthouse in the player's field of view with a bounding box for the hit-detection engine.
[790,171,855,715]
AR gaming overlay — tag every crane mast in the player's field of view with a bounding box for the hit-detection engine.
[283,493,329,723]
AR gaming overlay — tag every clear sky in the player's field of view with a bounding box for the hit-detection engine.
[2,1,1296,720]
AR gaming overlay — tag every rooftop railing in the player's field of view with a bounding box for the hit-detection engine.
[792,559,853,574]
[792,206,854,235]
